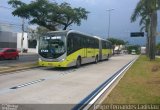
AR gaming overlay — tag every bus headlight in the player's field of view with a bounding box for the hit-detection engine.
[61,59,65,62]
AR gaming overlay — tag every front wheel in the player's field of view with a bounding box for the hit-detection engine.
[76,57,81,68]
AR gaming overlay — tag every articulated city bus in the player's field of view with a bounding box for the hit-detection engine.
[38,30,112,67]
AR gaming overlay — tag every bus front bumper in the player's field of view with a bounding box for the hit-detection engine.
[38,60,68,67]
[38,59,76,67]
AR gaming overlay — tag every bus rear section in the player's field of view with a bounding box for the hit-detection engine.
[99,39,112,61]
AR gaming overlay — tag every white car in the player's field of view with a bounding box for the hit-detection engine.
[131,50,136,55]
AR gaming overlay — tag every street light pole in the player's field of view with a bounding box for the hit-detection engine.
[0,6,25,53]
[106,9,114,38]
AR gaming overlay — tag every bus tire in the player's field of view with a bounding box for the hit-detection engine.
[76,57,81,68]
[95,55,98,63]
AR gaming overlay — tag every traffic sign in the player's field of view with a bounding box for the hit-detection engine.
[130,32,144,37]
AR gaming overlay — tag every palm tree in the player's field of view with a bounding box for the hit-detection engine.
[140,18,150,57]
[131,0,160,60]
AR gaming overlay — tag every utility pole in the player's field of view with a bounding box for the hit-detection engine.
[21,18,25,53]
[0,5,25,53]
[106,9,114,38]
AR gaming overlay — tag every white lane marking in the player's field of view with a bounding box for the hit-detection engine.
[83,56,139,110]
[10,79,45,89]
[0,68,77,94]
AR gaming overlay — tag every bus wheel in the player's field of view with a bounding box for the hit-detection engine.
[76,57,81,68]
[95,55,98,63]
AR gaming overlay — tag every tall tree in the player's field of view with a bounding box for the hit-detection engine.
[8,0,59,30]
[131,1,150,56]
[131,0,160,60]
[57,2,89,30]
[8,0,89,31]
[107,38,125,45]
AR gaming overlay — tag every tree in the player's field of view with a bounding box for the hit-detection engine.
[57,2,89,30]
[107,38,125,45]
[8,0,89,31]
[27,26,50,48]
[131,0,160,60]
[27,26,50,40]
[126,45,140,54]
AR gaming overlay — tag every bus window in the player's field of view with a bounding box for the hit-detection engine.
[67,35,74,55]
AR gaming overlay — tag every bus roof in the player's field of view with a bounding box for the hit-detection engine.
[46,30,108,41]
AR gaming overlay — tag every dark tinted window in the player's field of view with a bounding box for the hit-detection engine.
[67,33,83,55]
[11,49,16,52]
[5,49,12,52]
[102,41,107,49]
[7,49,16,52]
[67,33,99,55]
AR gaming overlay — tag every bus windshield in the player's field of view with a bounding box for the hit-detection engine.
[39,34,66,59]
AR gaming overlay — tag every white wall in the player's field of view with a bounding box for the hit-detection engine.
[28,48,37,53]
[17,32,39,53]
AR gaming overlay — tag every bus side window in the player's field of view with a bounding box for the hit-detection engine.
[96,39,99,48]
[67,34,74,55]
[79,35,83,49]
[102,41,106,49]
[73,35,77,51]
[82,37,86,48]
[83,36,87,48]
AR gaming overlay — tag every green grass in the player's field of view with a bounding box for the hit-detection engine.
[103,55,160,104]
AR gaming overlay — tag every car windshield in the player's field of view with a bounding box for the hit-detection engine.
[39,34,66,59]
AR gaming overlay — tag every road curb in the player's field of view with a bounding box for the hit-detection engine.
[0,64,39,75]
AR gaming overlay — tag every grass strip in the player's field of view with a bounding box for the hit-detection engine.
[103,55,160,104]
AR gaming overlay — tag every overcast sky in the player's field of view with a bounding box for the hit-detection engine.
[0,0,159,45]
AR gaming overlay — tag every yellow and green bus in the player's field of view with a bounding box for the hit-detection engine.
[38,30,112,67]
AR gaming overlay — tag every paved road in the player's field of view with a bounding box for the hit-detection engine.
[0,55,137,109]
[0,53,38,66]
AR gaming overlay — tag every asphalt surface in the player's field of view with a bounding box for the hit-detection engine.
[0,53,38,66]
[0,55,137,110]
